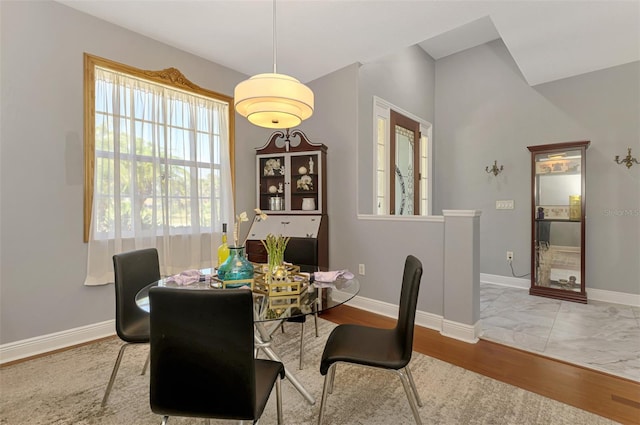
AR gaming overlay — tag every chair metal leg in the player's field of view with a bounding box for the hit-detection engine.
[405,366,423,407]
[313,312,319,338]
[141,350,150,375]
[328,363,336,394]
[254,322,316,405]
[397,370,423,425]
[319,363,421,424]
[101,342,129,407]
[161,415,169,425]
[317,369,333,425]
[276,376,283,425]
[298,321,305,370]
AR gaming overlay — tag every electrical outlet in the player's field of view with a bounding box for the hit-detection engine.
[358,264,365,275]
[506,251,514,262]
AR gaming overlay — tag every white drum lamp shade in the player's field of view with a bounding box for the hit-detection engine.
[234,73,314,129]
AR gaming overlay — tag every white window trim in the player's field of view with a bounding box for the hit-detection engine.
[371,96,433,217]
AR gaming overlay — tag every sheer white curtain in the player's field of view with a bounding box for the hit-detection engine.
[84,68,234,285]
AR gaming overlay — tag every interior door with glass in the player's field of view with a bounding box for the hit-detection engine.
[390,110,420,215]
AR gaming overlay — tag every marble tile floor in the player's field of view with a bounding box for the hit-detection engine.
[479,283,640,382]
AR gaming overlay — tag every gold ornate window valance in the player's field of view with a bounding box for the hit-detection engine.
[83,53,235,242]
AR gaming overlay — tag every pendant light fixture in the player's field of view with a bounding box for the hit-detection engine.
[234,0,314,129]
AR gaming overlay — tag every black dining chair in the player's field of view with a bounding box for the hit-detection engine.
[149,287,285,425]
[282,237,319,369]
[317,255,424,425]
[101,248,160,407]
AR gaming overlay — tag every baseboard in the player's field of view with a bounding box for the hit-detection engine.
[0,295,456,365]
[0,320,115,364]
[586,288,640,307]
[441,319,480,343]
[10,278,633,365]
[415,310,444,332]
[481,273,640,307]
[345,293,399,319]
[480,273,529,289]
[346,294,465,337]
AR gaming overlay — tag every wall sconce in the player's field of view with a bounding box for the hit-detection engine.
[485,160,504,176]
[614,148,639,169]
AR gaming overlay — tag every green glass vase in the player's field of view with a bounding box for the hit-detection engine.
[217,246,254,288]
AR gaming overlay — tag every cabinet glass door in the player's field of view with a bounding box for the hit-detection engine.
[530,142,588,303]
[290,153,320,212]
[257,152,322,213]
[256,129,327,215]
[258,155,286,212]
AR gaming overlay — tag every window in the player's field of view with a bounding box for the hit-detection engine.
[373,96,432,216]
[375,111,388,215]
[83,54,235,284]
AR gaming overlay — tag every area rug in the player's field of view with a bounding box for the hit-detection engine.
[0,319,616,424]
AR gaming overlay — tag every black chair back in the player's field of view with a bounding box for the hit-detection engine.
[113,248,160,342]
[317,255,424,424]
[394,255,423,365]
[284,237,318,273]
[149,287,258,420]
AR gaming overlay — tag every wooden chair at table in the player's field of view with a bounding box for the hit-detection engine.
[102,248,159,407]
[149,287,285,425]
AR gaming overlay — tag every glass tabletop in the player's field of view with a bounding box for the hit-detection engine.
[135,268,359,323]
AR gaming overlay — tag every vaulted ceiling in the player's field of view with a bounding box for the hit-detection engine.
[59,0,639,86]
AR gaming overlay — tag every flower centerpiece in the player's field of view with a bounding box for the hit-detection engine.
[262,233,291,273]
[232,208,268,247]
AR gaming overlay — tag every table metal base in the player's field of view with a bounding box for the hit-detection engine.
[254,321,316,405]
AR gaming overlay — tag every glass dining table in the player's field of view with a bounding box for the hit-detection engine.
[135,268,359,405]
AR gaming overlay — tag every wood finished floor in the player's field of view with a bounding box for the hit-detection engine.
[320,304,640,425]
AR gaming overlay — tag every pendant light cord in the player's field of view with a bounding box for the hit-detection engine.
[272,0,277,74]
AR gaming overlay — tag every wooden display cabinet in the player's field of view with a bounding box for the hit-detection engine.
[245,215,328,271]
[528,140,589,303]
[255,129,327,214]
[248,129,329,270]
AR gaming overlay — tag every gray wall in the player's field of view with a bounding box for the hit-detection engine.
[357,45,436,214]
[435,40,639,294]
[0,0,261,343]
[2,1,638,347]
[294,57,444,316]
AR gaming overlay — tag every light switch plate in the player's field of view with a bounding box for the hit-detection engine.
[496,200,515,210]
